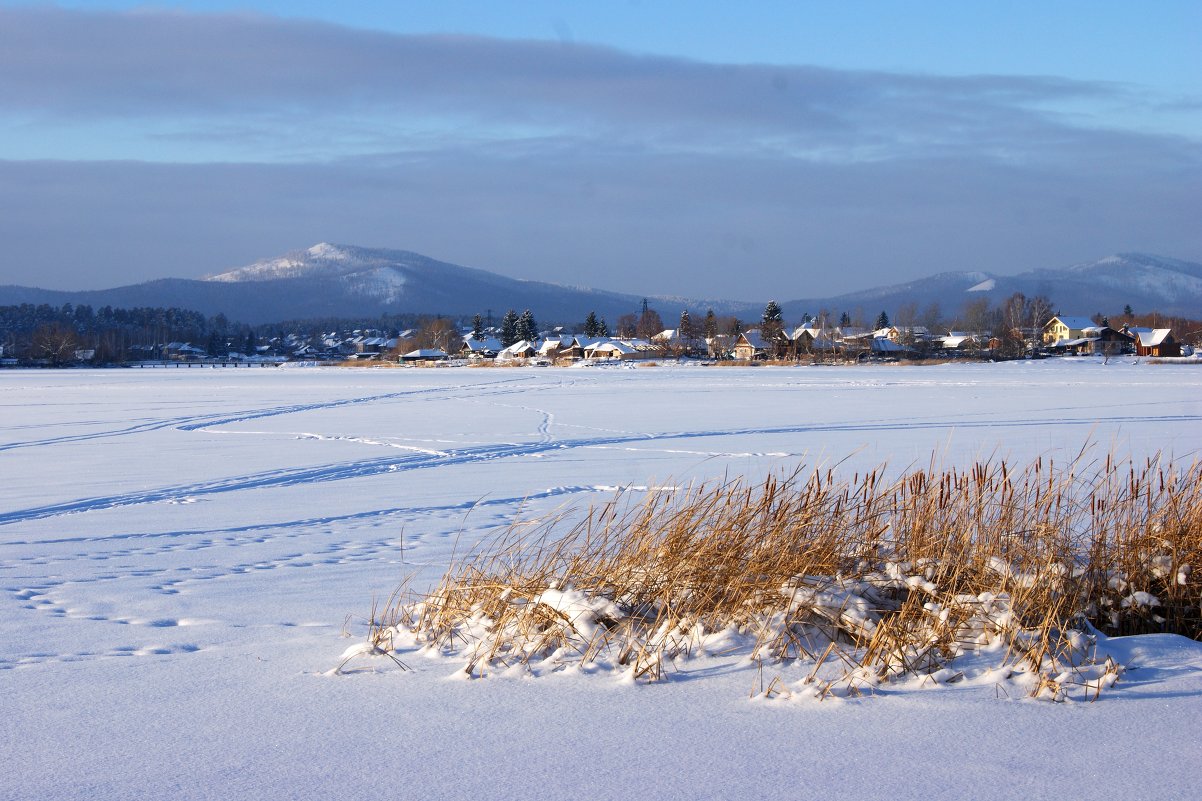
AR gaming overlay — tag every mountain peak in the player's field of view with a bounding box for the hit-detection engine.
[305,242,350,260]
[205,243,366,283]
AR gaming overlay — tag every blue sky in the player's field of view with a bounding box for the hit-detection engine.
[1,2,1199,299]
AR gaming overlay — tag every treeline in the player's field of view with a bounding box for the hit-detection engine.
[263,312,422,339]
[0,303,247,364]
[1100,308,1202,338]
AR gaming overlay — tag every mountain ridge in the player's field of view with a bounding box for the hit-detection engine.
[1,245,1199,325]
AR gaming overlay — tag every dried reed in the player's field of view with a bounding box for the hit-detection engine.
[350,453,1201,700]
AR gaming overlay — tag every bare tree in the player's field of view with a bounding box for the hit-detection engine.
[920,301,942,333]
[413,317,458,353]
[636,306,664,341]
[1027,295,1054,345]
[31,323,79,366]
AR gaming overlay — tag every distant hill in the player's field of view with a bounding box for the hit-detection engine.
[1,245,1198,325]
[773,253,1202,322]
[0,244,699,325]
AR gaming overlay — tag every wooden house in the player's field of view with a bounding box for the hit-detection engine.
[1134,329,1180,357]
[460,335,502,359]
[732,330,772,360]
[584,340,639,360]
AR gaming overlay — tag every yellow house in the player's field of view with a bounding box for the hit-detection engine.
[1042,316,1098,346]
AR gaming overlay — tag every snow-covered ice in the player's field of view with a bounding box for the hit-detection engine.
[4,360,1202,800]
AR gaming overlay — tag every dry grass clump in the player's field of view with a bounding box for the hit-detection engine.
[351,453,1200,700]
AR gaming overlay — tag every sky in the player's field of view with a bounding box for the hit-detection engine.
[1,2,1200,299]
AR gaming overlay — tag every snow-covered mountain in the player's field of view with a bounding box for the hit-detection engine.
[776,253,1202,322]
[205,243,413,303]
[1,247,1199,325]
[1041,253,1202,306]
[0,243,733,324]
[191,242,716,322]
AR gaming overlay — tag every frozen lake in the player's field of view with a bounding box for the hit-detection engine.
[4,361,1202,800]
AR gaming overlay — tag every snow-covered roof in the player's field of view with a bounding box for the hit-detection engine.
[871,337,905,352]
[497,340,537,358]
[167,342,205,353]
[462,336,503,352]
[537,338,568,354]
[585,340,638,355]
[737,331,771,350]
[1136,329,1173,347]
[401,348,448,359]
[789,324,826,340]
[1048,316,1097,331]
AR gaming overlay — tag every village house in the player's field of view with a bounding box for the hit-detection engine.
[931,332,980,354]
[882,325,931,345]
[732,330,772,360]
[1042,316,1099,347]
[496,340,538,362]
[165,342,206,360]
[789,323,837,355]
[1044,320,1133,355]
[399,348,448,363]
[1132,329,1181,358]
[705,334,736,359]
[537,335,578,362]
[460,335,503,360]
[583,340,639,360]
[558,336,604,361]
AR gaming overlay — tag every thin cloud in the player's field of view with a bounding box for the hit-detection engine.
[0,6,1185,166]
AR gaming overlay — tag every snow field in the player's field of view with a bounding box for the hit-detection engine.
[3,359,1202,800]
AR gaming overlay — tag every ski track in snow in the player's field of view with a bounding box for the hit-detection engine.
[0,374,543,451]
[2,411,1199,528]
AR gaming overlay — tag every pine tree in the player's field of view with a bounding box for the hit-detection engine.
[471,313,484,339]
[704,309,717,339]
[761,301,785,352]
[206,332,226,357]
[518,309,538,342]
[679,310,694,341]
[500,309,519,346]
[583,311,599,337]
[840,311,851,327]
[598,318,609,337]
[875,311,890,330]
